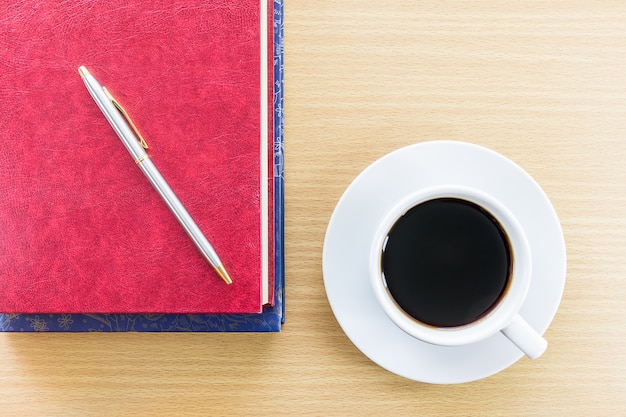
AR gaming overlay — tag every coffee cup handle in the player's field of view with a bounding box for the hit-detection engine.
[501,315,548,359]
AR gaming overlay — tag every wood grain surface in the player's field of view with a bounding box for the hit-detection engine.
[2,1,626,415]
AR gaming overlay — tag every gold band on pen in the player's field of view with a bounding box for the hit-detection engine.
[135,155,149,164]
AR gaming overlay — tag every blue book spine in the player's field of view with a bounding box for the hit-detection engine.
[0,0,285,333]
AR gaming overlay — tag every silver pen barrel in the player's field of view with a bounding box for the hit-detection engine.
[78,66,232,284]
[138,157,222,270]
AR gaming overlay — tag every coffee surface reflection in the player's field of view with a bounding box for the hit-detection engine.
[382,198,512,328]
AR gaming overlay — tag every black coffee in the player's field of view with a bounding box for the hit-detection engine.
[381,198,512,328]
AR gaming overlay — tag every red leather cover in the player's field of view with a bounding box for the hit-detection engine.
[0,0,267,313]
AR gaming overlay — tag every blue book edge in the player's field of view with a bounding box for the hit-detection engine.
[0,0,285,333]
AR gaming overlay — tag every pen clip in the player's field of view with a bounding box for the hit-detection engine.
[102,87,149,150]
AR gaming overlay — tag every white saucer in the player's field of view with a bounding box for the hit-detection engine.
[322,141,566,384]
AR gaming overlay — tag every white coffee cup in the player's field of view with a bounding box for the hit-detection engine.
[369,185,547,359]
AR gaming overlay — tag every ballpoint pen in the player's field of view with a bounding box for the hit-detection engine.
[78,65,232,285]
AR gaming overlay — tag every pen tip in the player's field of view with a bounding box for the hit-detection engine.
[78,66,89,77]
[216,265,233,285]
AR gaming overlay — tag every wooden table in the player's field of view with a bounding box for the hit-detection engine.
[2,1,626,415]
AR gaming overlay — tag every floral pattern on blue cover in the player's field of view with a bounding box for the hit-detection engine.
[1,309,284,332]
[0,0,285,333]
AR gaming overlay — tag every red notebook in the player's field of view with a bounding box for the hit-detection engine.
[0,0,272,314]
